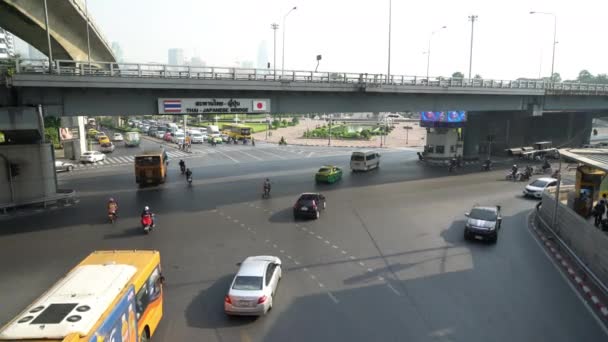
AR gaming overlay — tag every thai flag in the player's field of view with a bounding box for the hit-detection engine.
[163,100,182,113]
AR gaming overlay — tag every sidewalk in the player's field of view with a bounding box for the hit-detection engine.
[251,119,427,148]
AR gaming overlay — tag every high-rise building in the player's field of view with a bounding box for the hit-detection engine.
[111,42,124,63]
[189,56,205,67]
[257,40,269,69]
[168,48,185,65]
[0,27,15,59]
[28,45,46,60]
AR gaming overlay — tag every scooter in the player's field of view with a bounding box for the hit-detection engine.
[187,175,193,186]
[262,187,270,199]
[108,211,117,224]
[141,214,155,234]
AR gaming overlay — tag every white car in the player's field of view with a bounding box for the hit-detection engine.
[100,143,116,153]
[224,256,282,316]
[79,151,105,163]
[172,132,185,144]
[523,177,558,198]
[190,133,204,144]
[155,130,166,139]
[55,160,75,172]
[113,133,124,141]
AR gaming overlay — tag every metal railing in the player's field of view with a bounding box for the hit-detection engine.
[10,59,608,95]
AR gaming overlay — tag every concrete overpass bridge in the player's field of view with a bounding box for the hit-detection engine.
[0,0,115,62]
[3,59,608,116]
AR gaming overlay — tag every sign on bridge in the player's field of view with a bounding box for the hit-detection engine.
[157,98,270,114]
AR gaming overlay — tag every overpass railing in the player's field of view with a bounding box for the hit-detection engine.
[10,59,608,95]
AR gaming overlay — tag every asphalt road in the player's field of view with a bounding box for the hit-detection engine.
[0,151,606,342]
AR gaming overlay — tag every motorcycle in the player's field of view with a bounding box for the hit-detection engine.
[180,164,186,175]
[187,175,193,185]
[141,214,155,234]
[108,211,117,224]
[262,187,270,199]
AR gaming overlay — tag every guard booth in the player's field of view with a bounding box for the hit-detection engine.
[573,165,606,217]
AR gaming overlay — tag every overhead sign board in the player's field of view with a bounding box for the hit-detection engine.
[158,98,270,114]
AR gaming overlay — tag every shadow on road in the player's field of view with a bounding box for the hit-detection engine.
[104,226,143,239]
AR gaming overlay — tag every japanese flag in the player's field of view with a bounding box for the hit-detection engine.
[252,99,268,112]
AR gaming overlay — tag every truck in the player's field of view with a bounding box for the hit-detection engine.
[207,125,220,138]
[124,131,141,147]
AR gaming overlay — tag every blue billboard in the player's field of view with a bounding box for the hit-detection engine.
[420,111,467,128]
[89,285,138,342]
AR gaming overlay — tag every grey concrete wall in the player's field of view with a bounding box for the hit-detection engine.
[538,192,608,287]
[0,143,56,205]
[463,111,592,159]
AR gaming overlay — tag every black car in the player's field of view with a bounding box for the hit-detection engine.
[293,193,326,219]
[464,205,502,243]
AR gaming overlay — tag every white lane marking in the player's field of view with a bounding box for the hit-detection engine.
[280,250,285,253]
[310,274,316,280]
[318,283,324,288]
[240,223,245,227]
[309,231,315,235]
[324,240,330,244]
[287,255,293,259]
[106,158,116,164]
[214,149,240,163]
[301,227,307,231]
[367,268,374,273]
[234,149,263,161]
[265,239,270,243]
[233,219,239,223]
[316,235,323,240]
[387,283,402,296]
[303,268,309,272]
[358,262,365,267]
[341,250,347,254]
[349,256,356,260]
[332,245,338,249]
[254,148,287,160]
[294,261,300,265]
[273,244,277,248]
[378,276,385,281]
[327,292,339,304]
[307,152,314,158]
[527,221,608,337]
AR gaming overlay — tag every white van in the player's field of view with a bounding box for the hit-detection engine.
[350,151,380,171]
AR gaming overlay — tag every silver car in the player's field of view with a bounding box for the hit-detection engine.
[54,160,75,172]
[224,256,282,316]
[464,205,502,243]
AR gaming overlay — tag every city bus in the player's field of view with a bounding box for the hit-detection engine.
[222,124,252,141]
[135,149,167,185]
[0,250,164,342]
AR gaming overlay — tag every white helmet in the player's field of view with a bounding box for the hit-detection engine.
[144,206,150,211]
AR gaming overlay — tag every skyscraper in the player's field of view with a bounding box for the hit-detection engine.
[168,48,185,65]
[111,42,124,63]
[257,40,269,69]
[0,27,15,59]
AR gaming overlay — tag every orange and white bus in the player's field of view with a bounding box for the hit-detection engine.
[0,250,164,342]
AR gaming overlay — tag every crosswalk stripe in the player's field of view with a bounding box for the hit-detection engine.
[254,148,287,159]
[106,158,116,164]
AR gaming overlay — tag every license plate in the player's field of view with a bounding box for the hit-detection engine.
[474,235,484,240]
[238,300,254,307]
[301,206,308,211]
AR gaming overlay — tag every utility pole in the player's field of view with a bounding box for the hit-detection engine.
[85,0,91,70]
[271,23,279,79]
[468,15,478,80]
[282,6,297,76]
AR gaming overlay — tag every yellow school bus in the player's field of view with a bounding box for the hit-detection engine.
[222,124,252,140]
[0,250,164,342]
[135,149,167,185]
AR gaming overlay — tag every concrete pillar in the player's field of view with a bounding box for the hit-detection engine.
[463,112,481,159]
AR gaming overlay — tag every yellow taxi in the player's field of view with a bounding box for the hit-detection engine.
[87,128,99,138]
[98,135,111,144]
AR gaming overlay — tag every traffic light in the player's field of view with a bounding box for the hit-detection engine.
[9,163,20,177]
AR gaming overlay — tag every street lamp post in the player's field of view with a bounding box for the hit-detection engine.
[551,148,562,231]
[530,11,557,81]
[426,26,447,82]
[387,0,392,84]
[42,0,53,72]
[85,0,91,70]
[328,114,332,146]
[281,6,297,76]
[468,15,478,80]
[271,23,279,79]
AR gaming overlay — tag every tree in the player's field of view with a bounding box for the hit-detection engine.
[474,74,483,79]
[452,72,464,78]
[595,74,608,84]
[550,73,561,82]
[577,70,594,83]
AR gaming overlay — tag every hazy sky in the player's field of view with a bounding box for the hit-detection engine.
[87,0,606,80]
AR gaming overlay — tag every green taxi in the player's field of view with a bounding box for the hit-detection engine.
[315,165,343,184]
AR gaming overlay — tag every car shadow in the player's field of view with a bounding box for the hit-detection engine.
[441,219,497,247]
[185,274,258,329]
[268,208,294,223]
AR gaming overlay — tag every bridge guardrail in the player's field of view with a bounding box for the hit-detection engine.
[10,59,608,95]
